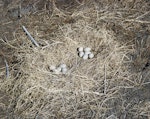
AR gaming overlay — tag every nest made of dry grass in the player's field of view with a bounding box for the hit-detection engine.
[0,0,150,119]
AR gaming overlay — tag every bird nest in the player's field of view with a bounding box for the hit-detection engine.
[0,0,150,118]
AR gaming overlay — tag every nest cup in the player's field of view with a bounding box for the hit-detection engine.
[1,0,148,118]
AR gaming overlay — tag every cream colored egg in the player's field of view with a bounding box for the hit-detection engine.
[62,67,67,74]
[79,51,84,57]
[78,47,84,52]
[60,64,67,68]
[56,67,62,72]
[84,47,91,52]
[54,69,60,74]
[88,53,94,59]
[83,54,88,60]
[50,65,56,71]
[84,51,91,55]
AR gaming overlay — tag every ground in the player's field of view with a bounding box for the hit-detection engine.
[0,0,150,119]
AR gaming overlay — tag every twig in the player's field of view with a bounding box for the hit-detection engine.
[104,64,108,95]
[4,59,9,78]
[22,26,40,47]
[0,38,18,49]
[136,11,150,20]
[18,4,22,18]
[124,19,150,24]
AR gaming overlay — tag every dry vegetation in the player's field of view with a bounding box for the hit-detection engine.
[0,0,150,119]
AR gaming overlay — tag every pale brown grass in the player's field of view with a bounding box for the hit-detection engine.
[0,0,150,118]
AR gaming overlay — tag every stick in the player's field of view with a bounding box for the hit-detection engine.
[4,59,9,78]
[22,26,39,47]
[18,4,22,18]
[104,64,108,95]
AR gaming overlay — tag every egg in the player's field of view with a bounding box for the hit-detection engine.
[54,69,60,74]
[62,67,67,74]
[56,67,62,72]
[83,54,88,60]
[88,53,94,59]
[78,47,84,52]
[60,64,67,68]
[84,47,91,52]
[79,51,84,57]
[50,65,56,71]
[84,51,91,55]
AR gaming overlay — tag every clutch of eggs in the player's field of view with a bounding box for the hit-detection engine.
[78,47,94,59]
[50,64,67,74]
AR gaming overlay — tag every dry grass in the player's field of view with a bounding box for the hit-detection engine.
[0,0,150,119]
